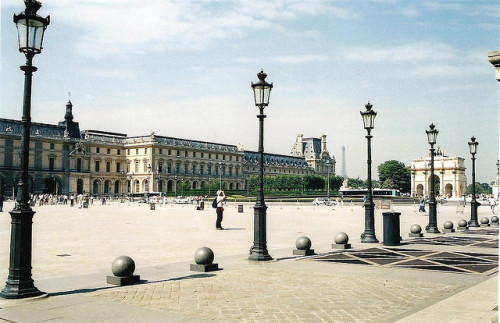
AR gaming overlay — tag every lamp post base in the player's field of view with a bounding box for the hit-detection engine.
[425,225,440,234]
[469,201,480,227]
[0,209,44,299]
[361,232,379,243]
[248,248,273,261]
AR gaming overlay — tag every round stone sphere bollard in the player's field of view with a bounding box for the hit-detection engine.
[410,224,422,234]
[480,217,490,225]
[443,221,454,229]
[332,232,351,249]
[458,219,468,228]
[194,247,214,265]
[491,216,499,224]
[334,232,349,244]
[111,255,135,277]
[295,236,312,250]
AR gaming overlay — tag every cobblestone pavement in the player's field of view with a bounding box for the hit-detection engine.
[93,267,460,322]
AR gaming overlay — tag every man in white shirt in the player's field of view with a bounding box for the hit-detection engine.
[490,196,496,214]
[216,190,226,230]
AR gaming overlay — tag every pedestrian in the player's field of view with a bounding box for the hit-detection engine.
[490,195,496,214]
[419,196,426,212]
[215,190,226,230]
[70,194,74,207]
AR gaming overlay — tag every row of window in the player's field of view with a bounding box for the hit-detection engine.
[126,148,239,161]
[93,147,121,155]
[127,161,240,177]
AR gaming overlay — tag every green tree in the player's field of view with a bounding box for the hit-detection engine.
[377,160,411,193]
[347,177,365,189]
[466,183,492,195]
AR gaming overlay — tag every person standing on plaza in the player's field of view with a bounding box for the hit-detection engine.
[419,196,426,213]
[490,195,496,214]
[216,190,226,230]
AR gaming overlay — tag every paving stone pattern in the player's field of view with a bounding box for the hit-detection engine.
[406,236,499,249]
[311,248,498,275]
[94,267,459,322]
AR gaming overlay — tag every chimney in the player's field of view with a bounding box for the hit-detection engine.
[321,134,327,153]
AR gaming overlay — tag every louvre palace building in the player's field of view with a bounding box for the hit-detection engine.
[0,101,335,197]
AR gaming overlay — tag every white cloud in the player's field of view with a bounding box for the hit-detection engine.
[38,0,352,58]
[344,42,456,63]
[237,55,329,65]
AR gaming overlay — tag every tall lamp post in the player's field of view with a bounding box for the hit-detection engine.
[208,178,211,197]
[1,0,49,299]
[468,137,480,227]
[360,102,379,243]
[120,169,125,203]
[248,69,273,261]
[218,162,224,191]
[155,167,162,193]
[127,172,134,204]
[496,160,500,202]
[425,123,440,233]
[326,160,331,200]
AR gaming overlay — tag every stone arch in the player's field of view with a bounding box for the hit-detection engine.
[445,183,453,198]
[77,178,84,195]
[416,184,423,197]
[45,176,62,194]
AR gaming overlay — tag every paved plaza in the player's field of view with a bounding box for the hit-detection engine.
[0,200,497,322]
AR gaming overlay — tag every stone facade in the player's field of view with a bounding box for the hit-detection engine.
[0,102,330,196]
[290,134,335,176]
[410,150,466,199]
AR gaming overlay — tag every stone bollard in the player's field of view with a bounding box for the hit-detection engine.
[491,216,499,228]
[293,236,315,256]
[107,255,140,286]
[443,221,455,233]
[332,232,351,249]
[457,219,469,231]
[409,224,423,237]
[190,247,219,272]
[480,217,490,227]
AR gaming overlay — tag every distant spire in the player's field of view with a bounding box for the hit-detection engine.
[65,99,73,122]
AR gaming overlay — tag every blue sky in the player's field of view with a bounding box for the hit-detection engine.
[1,0,499,183]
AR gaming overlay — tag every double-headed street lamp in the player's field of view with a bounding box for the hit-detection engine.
[360,102,379,243]
[249,70,273,261]
[425,123,440,233]
[468,136,480,227]
[1,0,49,299]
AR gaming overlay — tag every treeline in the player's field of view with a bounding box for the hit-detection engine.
[247,174,344,193]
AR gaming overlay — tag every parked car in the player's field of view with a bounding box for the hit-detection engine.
[174,196,190,204]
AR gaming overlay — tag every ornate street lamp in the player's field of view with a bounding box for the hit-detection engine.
[1,0,49,299]
[425,123,440,233]
[248,69,273,261]
[360,102,379,243]
[468,136,480,227]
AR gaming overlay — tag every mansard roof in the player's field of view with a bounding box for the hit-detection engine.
[0,118,65,139]
[244,151,310,168]
[124,135,240,153]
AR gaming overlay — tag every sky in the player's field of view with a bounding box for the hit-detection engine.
[1,0,499,184]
